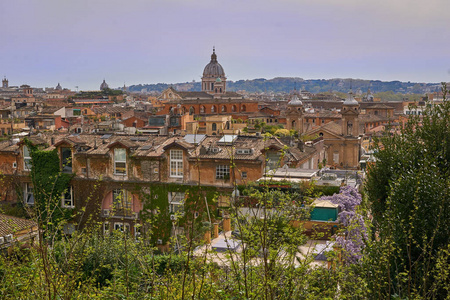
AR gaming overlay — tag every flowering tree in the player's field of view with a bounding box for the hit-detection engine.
[318,185,366,264]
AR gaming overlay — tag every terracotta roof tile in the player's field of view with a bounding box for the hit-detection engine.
[0,214,37,237]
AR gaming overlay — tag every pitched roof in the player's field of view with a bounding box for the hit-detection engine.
[0,214,37,237]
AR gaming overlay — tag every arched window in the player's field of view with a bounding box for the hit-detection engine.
[211,105,216,113]
[231,105,236,112]
[226,121,230,130]
[221,105,227,112]
[291,120,296,128]
[241,105,246,112]
[220,88,222,93]
[189,106,195,115]
[212,123,217,131]
[200,106,205,113]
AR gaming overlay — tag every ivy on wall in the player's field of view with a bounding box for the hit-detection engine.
[24,139,73,234]
[136,183,222,244]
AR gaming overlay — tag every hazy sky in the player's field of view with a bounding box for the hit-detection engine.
[1,0,449,90]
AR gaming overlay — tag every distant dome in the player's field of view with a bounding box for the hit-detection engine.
[100,79,109,90]
[203,48,225,78]
[55,83,62,90]
[343,90,359,105]
[288,94,303,106]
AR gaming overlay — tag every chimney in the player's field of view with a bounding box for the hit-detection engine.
[298,141,304,152]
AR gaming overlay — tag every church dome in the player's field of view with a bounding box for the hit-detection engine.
[100,79,109,90]
[203,48,225,78]
[288,94,303,106]
[56,83,62,90]
[343,90,359,105]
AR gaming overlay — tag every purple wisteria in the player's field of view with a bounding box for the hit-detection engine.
[318,185,367,264]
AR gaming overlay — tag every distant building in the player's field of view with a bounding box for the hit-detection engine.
[2,77,8,88]
[158,48,258,117]
[100,79,109,90]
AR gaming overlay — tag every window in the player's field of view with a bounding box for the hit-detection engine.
[134,224,141,240]
[211,106,216,113]
[200,106,205,113]
[114,148,127,175]
[169,192,185,213]
[216,165,230,179]
[170,149,183,178]
[236,149,251,155]
[61,147,72,173]
[103,222,110,235]
[113,189,132,215]
[266,152,281,170]
[62,186,74,208]
[333,152,339,164]
[23,145,32,171]
[242,171,247,179]
[212,123,217,131]
[24,183,34,205]
[114,222,130,233]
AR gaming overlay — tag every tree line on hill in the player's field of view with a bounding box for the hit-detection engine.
[128,77,441,96]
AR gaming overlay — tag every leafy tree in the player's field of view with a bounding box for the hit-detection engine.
[365,83,450,298]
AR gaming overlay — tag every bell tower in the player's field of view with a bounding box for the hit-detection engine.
[341,90,360,136]
[286,94,304,134]
[2,77,8,88]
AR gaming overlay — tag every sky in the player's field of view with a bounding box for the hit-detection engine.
[1,0,449,90]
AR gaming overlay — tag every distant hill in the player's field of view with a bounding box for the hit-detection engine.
[128,77,441,95]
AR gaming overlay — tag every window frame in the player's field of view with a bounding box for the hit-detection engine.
[114,222,130,233]
[169,192,185,213]
[114,148,127,175]
[113,189,132,214]
[61,186,74,208]
[169,149,183,178]
[216,165,230,180]
[24,183,34,205]
[61,147,73,173]
[103,222,110,235]
[23,145,32,171]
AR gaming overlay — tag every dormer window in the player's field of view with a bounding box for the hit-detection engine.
[236,148,252,155]
[114,148,127,175]
[23,145,32,171]
[61,147,72,173]
[170,149,183,178]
